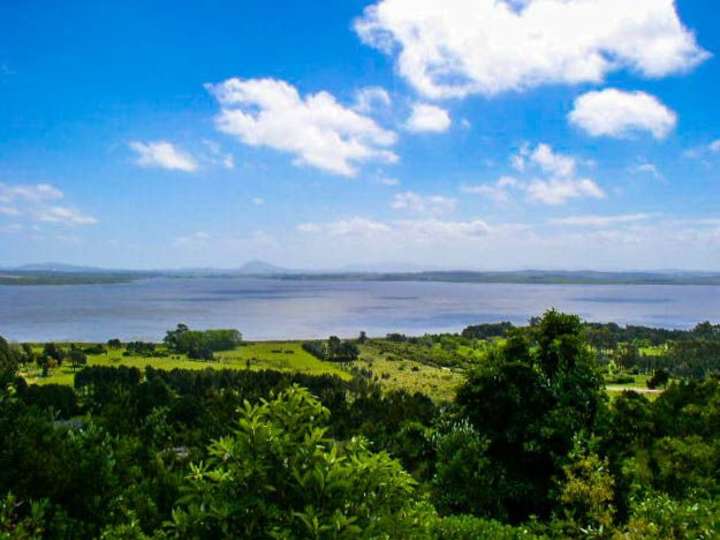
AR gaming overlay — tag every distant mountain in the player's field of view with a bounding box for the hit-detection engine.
[233,260,294,275]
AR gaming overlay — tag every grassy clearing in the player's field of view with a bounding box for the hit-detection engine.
[357,343,464,402]
[21,341,350,386]
[18,339,663,403]
[605,373,664,400]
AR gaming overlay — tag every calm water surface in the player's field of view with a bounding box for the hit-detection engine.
[1,277,719,341]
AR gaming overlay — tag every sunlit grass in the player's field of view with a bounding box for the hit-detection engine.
[357,343,464,402]
[21,341,350,386]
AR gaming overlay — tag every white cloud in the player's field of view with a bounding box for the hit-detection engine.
[355,0,708,99]
[468,144,604,205]
[0,206,20,216]
[569,89,677,139]
[354,86,392,113]
[129,141,199,172]
[0,182,63,203]
[462,176,518,204]
[202,140,235,169]
[298,217,391,237]
[396,218,489,240]
[379,177,400,186]
[684,140,720,160]
[252,197,265,206]
[528,144,575,177]
[0,182,97,227]
[36,206,98,225]
[391,191,457,215]
[549,214,652,227]
[526,178,605,205]
[206,78,398,177]
[629,162,663,179]
[405,103,451,133]
[511,143,577,177]
[298,216,489,242]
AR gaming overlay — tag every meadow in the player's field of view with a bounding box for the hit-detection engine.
[21,341,350,387]
[20,336,657,402]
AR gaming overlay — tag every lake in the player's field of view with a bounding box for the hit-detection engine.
[1,277,719,342]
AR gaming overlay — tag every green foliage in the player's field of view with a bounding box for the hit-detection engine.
[455,310,606,521]
[555,441,616,536]
[0,336,19,385]
[646,369,669,389]
[461,322,514,340]
[0,493,47,540]
[3,313,720,538]
[164,324,242,360]
[431,419,500,518]
[169,386,432,539]
[431,514,543,539]
[620,493,720,539]
[302,337,360,362]
[69,347,88,372]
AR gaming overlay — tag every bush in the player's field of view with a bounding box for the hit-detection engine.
[647,369,670,389]
[168,386,433,538]
[432,514,542,539]
[18,384,79,418]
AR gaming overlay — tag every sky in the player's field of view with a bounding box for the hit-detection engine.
[1,0,719,271]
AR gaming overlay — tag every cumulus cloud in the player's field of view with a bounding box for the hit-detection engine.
[629,162,663,179]
[379,177,400,186]
[569,89,677,139]
[0,182,63,203]
[549,214,652,227]
[461,176,518,204]
[684,139,720,160]
[129,141,199,172]
[0,182,97,227]
[354,86,392,113]
[297,217,391,237]
[298,216,489,241]
[526,178,605,205]
[202,140,235,169]
[36,206,98,225]
[252,197,265,206]
[405,103,451,133]
[391,191,457,215]
[513,143,576,177]
[206,78,398,177]
[355,0,708,98]
[466,144,604,205]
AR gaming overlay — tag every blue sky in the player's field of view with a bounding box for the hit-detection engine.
[1,0,719,270]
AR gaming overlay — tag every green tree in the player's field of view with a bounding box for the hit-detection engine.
[554,441,616,536]
[455,310,605,521]
[0,336,19,385]
[169,386,433,539]
[69,348,88,372]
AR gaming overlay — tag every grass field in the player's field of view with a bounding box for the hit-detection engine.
[605,373,663,399]
[19,340,664,403]
[357,343,465,401]
[20,341,350,386]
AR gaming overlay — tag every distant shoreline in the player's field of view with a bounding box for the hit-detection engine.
[3,269,720,287]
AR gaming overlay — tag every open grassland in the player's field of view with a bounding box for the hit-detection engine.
[20,341,350,386]
[19,339,665,403]
[605,373,663,400]
[357,342,465,401]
